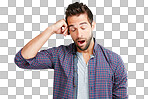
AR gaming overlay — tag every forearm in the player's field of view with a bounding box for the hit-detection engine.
[21,26,54,59]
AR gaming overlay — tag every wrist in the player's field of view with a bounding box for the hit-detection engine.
[47,26,55,35]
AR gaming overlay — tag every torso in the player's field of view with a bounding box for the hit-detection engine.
[82,54,91,65]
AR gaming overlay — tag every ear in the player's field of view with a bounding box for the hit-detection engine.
[91,21,96,31]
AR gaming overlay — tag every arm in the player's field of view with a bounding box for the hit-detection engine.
[14,19,68,69]
[21,19,68,59]
[112,56,128,99]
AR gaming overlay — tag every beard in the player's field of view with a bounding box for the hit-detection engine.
[74,33,93,51]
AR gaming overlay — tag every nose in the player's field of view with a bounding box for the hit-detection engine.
[77,28,82,38]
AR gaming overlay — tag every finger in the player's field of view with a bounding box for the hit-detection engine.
[63,28,68,36]
[62,26,68,33]
[62,19,68,28]
[61,27,65,33]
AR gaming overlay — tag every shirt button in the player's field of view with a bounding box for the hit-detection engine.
[74,85,76,87]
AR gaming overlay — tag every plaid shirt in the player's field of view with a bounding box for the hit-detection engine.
[14,38,128,99]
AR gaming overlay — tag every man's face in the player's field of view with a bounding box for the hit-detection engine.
[67,13,94,51]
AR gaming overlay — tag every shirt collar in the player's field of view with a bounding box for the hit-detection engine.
[72,37,98,55]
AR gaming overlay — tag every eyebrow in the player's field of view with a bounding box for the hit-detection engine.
[80,22,88,25]
[68,22,88,28]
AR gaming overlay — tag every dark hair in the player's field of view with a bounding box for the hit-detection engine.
[65,2,93,26]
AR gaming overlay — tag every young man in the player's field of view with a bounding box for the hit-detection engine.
[14,2,128,99]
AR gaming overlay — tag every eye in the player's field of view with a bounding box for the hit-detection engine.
[69,27,76,32]
[81,27,86,30]
[72,29,76,32]
[81,27,85,30]
[80,24,87,30]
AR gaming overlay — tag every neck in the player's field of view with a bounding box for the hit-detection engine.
[77,38,94,55]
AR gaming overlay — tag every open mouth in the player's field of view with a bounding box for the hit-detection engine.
[78,40,85,45]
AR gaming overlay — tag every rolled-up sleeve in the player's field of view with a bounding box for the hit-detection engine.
[112,56,128,99]
[14,47,57,69]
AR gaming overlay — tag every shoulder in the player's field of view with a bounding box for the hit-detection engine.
[99,44,121,60]
[98,44,124,71]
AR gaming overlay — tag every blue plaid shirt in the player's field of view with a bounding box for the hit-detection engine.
[14,38,128,99]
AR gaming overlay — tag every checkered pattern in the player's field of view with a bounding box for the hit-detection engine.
[0,0,148,99]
